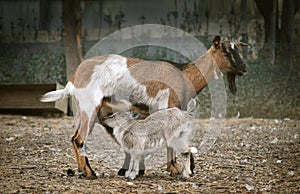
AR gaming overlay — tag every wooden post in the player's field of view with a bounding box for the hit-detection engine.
[62,0,82,114]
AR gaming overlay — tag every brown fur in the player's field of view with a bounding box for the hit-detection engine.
[70,56,109,88]
[210,43,232,72]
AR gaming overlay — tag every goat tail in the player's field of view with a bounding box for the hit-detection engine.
[40,89,67,102]
[40,82,74,102]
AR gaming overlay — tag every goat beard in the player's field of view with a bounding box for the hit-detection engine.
[227,73,237,94]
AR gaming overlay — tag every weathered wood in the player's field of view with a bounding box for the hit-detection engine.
[0,83,67,114]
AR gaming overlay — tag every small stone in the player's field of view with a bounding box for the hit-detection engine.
[274,119,282,124]
[288,171,294,176]
[240,159,248,163]
[245,184,254,191]
[5,137,14,141]
[276,159,282,164]
[191,183,199,189]
[157,185,163,191]
[126,182,134,186]
[270,137,278,144]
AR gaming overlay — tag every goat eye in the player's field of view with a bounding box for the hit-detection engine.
[131,112,140,119]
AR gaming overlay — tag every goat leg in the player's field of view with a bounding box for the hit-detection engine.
[71,129,83,172]
[167,147,182,176]
[118,152,145,176]
[71,133,96,179]
[118,152,130,176]
[180,151,191,180]
[190,153,195,174]
[70,111,98,179]
[138,154,145,176]
[125,153,140,180]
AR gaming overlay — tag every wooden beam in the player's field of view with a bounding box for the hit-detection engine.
[0,83,67,114]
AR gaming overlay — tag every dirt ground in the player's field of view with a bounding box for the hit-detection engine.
[0,114,299,193]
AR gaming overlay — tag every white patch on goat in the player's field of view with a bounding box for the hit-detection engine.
[80,141,88,157]
[92,55,169,111]
[230,42,235,50]
[66,82,75,96]
[68,55,138,136]
[91,54,135,98]
[213,68,223,79]
[68,54,170,137]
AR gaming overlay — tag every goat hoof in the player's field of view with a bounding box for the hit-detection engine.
[79,171,98,180]
[118,168,127,176]
[138,170,145,177]
[180,176,189,181]
[119,169,143,177]
[170,171,178,177]
[168,163,182,177]
[125,171,137,180]
[83,173,98,180]
[126,174,136,180]
[86,174,98,180]
[180,170,190,181]
[67,168,75,176]
[170,169,181,177]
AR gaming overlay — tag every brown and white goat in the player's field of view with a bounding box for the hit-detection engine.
[40,36,248,178]
[102,98,197,180]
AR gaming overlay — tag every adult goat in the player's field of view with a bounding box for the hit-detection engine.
[40,36,248,178]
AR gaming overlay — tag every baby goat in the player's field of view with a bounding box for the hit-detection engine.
[102,98,197,180]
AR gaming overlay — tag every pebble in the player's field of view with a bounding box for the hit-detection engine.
[126,182,134,186]
[5,137,14,141]
[245,184,254,191]
[270,137,278,144]
[276,159,282,164]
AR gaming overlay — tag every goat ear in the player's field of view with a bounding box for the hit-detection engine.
[213,36,221,48]
[187,98,197,114]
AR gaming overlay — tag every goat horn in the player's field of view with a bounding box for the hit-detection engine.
[237,42,251,47]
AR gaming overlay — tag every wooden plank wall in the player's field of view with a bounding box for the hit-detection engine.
[0,83,67,114]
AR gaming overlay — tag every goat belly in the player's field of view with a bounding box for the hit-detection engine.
[121,132,166,155]
[140,134,166,154]
[142,136,166,154]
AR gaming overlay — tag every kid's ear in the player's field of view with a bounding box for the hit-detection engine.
[213,36,221,48]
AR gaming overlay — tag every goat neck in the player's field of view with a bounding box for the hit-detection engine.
[183,49,222,94]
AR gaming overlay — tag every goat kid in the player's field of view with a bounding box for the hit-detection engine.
[40,36,248,178]
[102,98,197,180]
